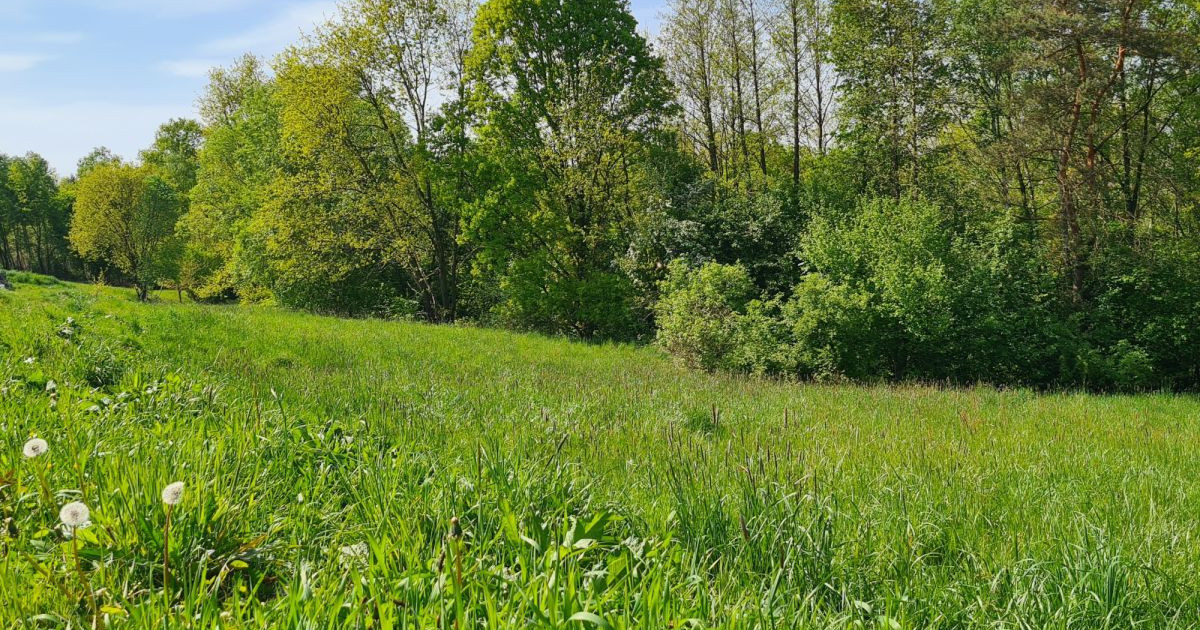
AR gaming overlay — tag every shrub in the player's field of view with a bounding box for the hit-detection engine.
[497,265,646,340]
[654,260,756,371]
[796,197,963,380]
[782,274,885,380]
[653,195,1200,391]
[1084,240,1200,389]
[730,298,795,375]
[796,197,1068,385]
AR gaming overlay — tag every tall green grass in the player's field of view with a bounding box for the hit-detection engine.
[1,275,1199,628]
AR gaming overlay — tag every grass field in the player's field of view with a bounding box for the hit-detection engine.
[2,273,1199,628]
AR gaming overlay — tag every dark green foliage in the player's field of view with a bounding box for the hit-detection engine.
[465,0,676,339]
[266,260,425,321]
[0,153,74,277]
[1084,240,1200,389]
[657,196,1200,391]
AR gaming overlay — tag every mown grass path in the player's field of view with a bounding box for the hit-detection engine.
[2,277,1199,628]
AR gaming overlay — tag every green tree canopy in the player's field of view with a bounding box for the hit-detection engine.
[466,0,676,338]
[69,162,183,300]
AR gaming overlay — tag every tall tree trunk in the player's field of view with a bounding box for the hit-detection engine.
[1058,39,1087,301]
[723,0,750,182]
[698,41,720,173]
[744,0,769,176]
[790,0,802,186]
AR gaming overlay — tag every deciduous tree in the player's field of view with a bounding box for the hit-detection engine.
[70,162,182,300]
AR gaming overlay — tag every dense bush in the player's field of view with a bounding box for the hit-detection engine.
[655,197,1200,391]
[795,197,1066,384]
[783,274,883,380]
[654,260,757,371]
[1083,239,1200,389]
[496,265,647,340]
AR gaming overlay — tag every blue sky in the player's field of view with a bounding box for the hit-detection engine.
[0,0,667,176]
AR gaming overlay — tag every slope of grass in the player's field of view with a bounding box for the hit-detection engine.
[1,275,1199,628]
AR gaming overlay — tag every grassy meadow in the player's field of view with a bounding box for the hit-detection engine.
[1,273,1199,628]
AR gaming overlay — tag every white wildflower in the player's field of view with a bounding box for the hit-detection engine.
[22,438,48,459]
[339,542,369,560]
[59,502,90,528]
[161,481,185,506]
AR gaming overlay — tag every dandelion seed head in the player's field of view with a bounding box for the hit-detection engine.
[22,438,48,458]
[162,481,185,506]
[59,502,90,527]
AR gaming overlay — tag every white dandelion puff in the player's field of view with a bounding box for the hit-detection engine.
[45,380,57,392]
[59,502,90,528]
[22,438,48,458]
[161,481,185,506]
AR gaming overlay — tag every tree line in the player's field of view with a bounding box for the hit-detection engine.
[4,0,1200,390]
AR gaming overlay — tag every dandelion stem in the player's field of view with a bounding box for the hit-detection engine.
[163,504,173,595]
[71,534,103,630]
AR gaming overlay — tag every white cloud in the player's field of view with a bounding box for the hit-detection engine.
[0,99,196,176]
[151,2,340,81]
[0,54,51,72]
[201,1,339,56]
[159,59,222,78]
